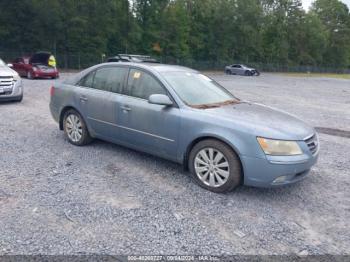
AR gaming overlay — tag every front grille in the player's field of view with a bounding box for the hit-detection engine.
[0,76,14,96]
[305,134,318,155]
[0,76,14,87]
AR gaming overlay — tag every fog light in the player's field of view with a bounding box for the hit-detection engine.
[273,175,288,184]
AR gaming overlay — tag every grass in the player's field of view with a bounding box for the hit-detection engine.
[280,72,350,79]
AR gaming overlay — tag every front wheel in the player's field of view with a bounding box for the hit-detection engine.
[63,109,92,146]
[244,70,252,76]
[189,139,242,193]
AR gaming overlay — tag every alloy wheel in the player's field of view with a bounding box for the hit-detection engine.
[65,114,83,143]
[194,147,230,187]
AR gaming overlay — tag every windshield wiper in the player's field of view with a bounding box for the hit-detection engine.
[190,99,241,109]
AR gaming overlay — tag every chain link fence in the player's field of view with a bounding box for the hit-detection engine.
[1,51,349,74]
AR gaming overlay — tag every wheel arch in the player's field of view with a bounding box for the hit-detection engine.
[59,105,84,131]
[183,135,244,176]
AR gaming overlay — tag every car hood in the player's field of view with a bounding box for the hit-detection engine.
[30,52,52,65]
[200,102,315,140]
[0,66,18,77]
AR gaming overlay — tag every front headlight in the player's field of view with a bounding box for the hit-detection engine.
[257,137,302,156]
[13,74,21,82]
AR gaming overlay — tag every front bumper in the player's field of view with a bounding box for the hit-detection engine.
[33,71,59,79]
[0,81,23,101]
[242,151,319,188]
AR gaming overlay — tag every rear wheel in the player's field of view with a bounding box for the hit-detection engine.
[225,70,232,75]
[63,109,92,146]
[189,139,242,193]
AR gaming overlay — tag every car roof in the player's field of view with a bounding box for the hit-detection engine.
[101,62,197,73]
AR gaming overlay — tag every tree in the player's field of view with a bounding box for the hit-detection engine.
[311,0,350,67]
[0,0,349,70]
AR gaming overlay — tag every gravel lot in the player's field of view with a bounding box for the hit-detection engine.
[0,73,349,256]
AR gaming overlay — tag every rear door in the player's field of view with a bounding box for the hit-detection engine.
[118,68,181,160]
[77,66,128,140]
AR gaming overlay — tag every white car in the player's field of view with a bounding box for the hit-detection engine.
[0,58,23,102]
[225,64,260,76]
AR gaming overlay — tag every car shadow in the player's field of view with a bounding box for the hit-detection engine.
[81,138,306,201]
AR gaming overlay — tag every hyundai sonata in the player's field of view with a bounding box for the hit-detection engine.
[50,63,319,193]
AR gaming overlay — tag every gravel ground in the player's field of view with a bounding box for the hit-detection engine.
[0,73,349,256]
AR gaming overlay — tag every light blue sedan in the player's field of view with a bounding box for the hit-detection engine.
[50,63,319,193]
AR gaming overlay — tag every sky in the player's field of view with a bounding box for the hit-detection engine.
[302,0,350,10]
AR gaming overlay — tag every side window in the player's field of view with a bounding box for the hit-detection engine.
[126,69,166,100]
[79,71,95,88]
[93,67,127,93]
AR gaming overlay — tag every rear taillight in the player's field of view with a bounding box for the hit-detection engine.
[50,86,55,96]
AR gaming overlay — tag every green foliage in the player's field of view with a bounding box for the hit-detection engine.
[0,0,349,69]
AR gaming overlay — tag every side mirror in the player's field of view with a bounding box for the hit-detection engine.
[148,94,173,106]
[7,63,13,68]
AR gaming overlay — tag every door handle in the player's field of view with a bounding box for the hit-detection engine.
[120,105,131,112]
[80,96,88,102]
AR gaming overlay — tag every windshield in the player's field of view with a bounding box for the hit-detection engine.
[0,59,5,66]
[162,72,239,107]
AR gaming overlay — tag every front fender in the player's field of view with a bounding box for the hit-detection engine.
[177,115,266,164]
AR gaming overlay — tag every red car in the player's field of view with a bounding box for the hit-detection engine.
[12,52,59,79]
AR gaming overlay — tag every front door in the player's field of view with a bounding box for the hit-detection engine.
[118,68,180,160]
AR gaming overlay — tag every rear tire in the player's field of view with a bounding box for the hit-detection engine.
[189,139,242,193]
[225,70,232,75]
[63,109,92,146]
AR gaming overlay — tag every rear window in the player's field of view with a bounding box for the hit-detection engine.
[93,67,127,93]
[78,67,127,94]
[79,71,95,88]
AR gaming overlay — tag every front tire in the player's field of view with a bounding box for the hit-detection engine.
[244,70,252,76]
[63,109,92,146]
[189,139,242,193]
